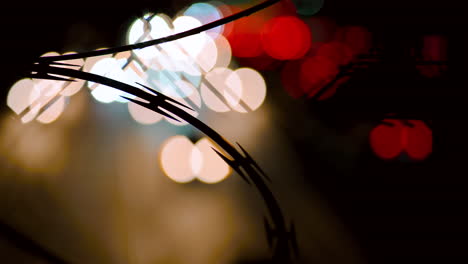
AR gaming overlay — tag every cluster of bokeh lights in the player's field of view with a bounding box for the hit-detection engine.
[7,1,268,128]
[6,1,272,184]
[160,135,231,184]
[369,119,432,161]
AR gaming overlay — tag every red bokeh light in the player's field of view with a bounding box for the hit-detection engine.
[335,26,372,56]
[370,119,432,161]
[316,41,354,65]
[261,16,312,60]
[229,32,264,58]
[224,6,267,58]
[406,120,433,160]
[300,55,339,98]
[281,59,306,98]
[237,54,281,71]
[417,35,448,78]
[370,119,404,160]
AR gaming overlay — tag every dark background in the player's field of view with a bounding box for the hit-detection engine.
[0,0,467,263]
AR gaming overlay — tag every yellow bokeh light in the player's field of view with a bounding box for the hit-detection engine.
[231,68,267,113]
[160,136,196,183]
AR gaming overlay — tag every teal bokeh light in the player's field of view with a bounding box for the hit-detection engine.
[293,0,324,16]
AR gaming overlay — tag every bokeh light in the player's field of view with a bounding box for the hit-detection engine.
[7,51,78,125]
[292,0,324,16]
[370,119,404,160]
[162,80,201,126]
[210,32,232,68]
[183,2,224,35]
[190,145,204,176]
[160,136,231,184]
[231,68,267,113]
[36,96,66,124]
[173,16,207,60]
[195,138,231,184]
[261,16,312,60]
[7,78,36,116]
[201,67,242,112]
[370,119,432,161]
[160,135,196,183]
[88,57,134,103]
[56,52,86,96]
[224,6,266,58]
[127,17,162,67]
[194,33,218,73]
[281,59,306,99]
[334,26,372,56]
[128,99,164,125]
[83,48,113,72]
[316,41,354,66]
[405,120,432,160]
[300,55,340,98]
[418,35,448,78]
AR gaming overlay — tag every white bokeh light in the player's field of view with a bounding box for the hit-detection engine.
[88,58,135,103]
[195,138,231,184]
[160,136,197,183]
[231,68,267,113]
[201,67,242,112]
